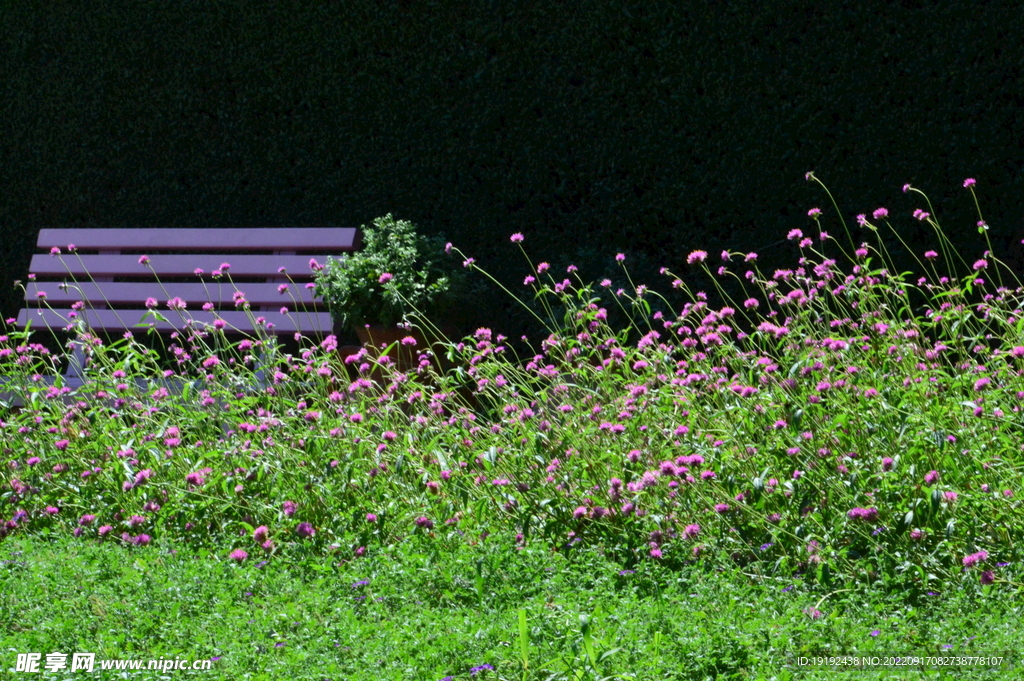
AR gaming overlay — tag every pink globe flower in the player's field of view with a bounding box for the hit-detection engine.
[962,550,988,568]
[687,250,708,264]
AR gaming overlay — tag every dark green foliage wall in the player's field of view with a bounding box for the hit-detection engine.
[2,0,1022,340]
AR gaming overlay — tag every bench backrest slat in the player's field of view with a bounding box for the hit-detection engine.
[28,254,338,278]
[36,227,360,251]
[25,282,322,306]
[18,308,334,335]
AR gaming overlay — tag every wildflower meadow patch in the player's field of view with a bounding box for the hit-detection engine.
[1,176,1022,678]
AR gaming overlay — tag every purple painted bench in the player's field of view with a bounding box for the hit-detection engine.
[13,227,360,392]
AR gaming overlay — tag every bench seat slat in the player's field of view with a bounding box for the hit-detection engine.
[26,282,325,307]
[36,227,360,251]
[0,375,338,409]
[29,254,338,278]
[17,308,334,334]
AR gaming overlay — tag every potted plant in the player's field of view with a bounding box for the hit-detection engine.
[313,214,463,368]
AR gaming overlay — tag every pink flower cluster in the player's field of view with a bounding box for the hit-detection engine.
[962,550,988,568]
[846,507,879,521]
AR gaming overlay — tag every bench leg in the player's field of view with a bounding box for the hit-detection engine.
[66,340,87,381]
[253,340,281,392]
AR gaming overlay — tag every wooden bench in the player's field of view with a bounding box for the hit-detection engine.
[5,227,360,403]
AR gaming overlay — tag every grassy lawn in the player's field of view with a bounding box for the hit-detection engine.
[1,534,1020,680]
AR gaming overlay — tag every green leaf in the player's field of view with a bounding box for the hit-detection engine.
[518,608,529,669]
[137,309,169,326]
[433,448,449,471]
[580,614,598,671]
[483,446,497,470]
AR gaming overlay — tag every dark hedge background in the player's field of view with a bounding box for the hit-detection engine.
[2,0,1023,346]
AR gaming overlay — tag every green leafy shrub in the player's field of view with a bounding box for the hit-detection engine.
[313,214,462,333]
